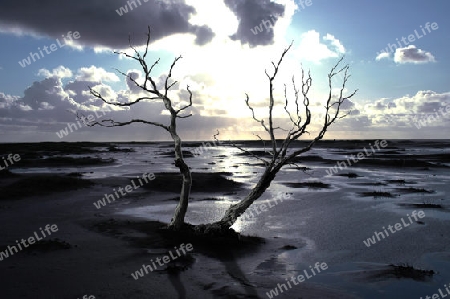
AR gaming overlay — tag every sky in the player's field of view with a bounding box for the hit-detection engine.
[0,0,449,142]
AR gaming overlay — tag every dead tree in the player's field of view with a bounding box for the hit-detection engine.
[84,27,356,235]
[85,27,193,230]
[196,43,357,233]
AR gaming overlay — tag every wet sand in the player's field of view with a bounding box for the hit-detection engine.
[0,140,449,298]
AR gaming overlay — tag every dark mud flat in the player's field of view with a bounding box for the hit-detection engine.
[0,173,94,200]
[0,142,123,169]
[0,172,352,299]
[0,140,449,299]
[281,181,331,189]
[141,172,245,193]
[17,156,115,168]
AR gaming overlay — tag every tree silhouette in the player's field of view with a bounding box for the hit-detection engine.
[85,27,193,230]
[84,27,357,234]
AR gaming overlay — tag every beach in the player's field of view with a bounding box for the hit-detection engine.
[0,140,449,298]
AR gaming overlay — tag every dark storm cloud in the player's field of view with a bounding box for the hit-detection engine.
[224,0,285,47]
[193,25,215,46]
[0,0,214,48]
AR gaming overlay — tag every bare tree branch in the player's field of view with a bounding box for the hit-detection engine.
[230,140,271,166]
[177,85,193,116]
[165,56,182,98]
[89,87,160,107]
[214,47,358,230]
[233,46,357,175]
[75,110,169,131]
[84,26,194,230]
[244,94,269,133]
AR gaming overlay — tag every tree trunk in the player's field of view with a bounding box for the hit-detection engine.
[169,157,191,230]
[168,113,192,230]
[212,167,277,230]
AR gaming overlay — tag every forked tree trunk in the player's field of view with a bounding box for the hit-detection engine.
[88,33,354,234]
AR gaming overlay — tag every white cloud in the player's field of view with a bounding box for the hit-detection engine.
[93,46,112,54]
[375,52,390,61]
[323,33,345,54]
[186,0,238,37]
[75,66,120,82]
[38,102,55,110]
[295,30,345,63]
[394,45,435,64]
[361,91,450,128]
[38,66,73,78]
